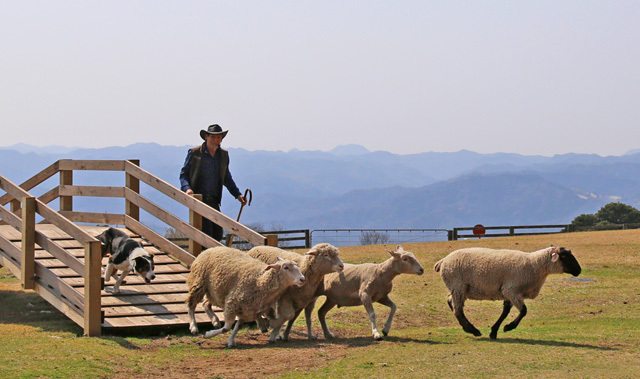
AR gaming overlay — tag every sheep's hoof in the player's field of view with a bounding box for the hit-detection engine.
[504,323,517,332]
[373,333,384,340]
[382,330,389,337]
[189,327,199,335]
[308,334,318,340]
[489,332,498,340]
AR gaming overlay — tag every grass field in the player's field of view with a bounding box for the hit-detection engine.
[1,229,639,378]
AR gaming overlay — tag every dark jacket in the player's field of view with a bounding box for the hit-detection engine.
[179,143,241,201]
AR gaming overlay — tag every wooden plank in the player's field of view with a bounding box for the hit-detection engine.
[59,169,73,212]
[125,159,140,221]
[84,240,103,336]
[33,279,85,328]
[103,303,194,318]
[124,161,266,246]
[38,186,59,205]
[101,292,190,307]
[34,260,85,312]
[58,185,125,198]
[57,159,126,171]
[0,161,59,206]
[21,197,36,289]
[124,188,221,250]
[36,201,99,244]
[0,232,21,264]
[103,312,217,329]
[125,216,196,267]
[59,211,125,225]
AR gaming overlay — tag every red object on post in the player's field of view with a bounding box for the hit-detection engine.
[473,224,486,236]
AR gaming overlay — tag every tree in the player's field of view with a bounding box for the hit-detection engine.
[359,231,390,245]
[595,202,640,224]
[571,214,599,228]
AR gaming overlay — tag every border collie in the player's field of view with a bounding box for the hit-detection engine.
[96,227,156,294]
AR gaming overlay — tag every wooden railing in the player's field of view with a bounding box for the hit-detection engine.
[0,159,270,336]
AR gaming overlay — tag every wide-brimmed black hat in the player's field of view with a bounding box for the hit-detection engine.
[200,124,228,140]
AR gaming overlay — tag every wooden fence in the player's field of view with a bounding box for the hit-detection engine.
[450,224,571,240]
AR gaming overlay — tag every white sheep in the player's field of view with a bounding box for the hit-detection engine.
[247,243,344,342]
[434,246,582,339]
[306,245,424,340]
[186,246,305,347]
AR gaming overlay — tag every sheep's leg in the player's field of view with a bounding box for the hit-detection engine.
[204,310,235,339]
[282,309,303,341]
[317,297,337,339]
[490,300,512,340]
[361,293,383,340]
[268,301,295,342]
[186,283,207,335]
[203,300,221,329]
[377,296,397,337]
[451,292,481,337]
[303,297,319,340]
[504,298,527,333]
[226,319,243,347]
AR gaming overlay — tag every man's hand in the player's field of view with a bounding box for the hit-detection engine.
[237,195,247,206]
[185,189,194,195]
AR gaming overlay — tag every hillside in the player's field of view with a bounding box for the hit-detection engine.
[1,143,639,232]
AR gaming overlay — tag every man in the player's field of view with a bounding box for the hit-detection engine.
[180,124,247,241]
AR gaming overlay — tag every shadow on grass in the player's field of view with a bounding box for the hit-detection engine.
[0,289,82,334]
[483,337,619,351]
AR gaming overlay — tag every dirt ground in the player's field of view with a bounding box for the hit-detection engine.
[113,326,373,379]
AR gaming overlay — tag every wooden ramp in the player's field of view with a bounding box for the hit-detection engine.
[0,159,272,336]
[0,224,217,333]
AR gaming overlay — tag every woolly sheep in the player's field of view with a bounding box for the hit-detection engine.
[247,243,344,342]
[306,245,424,340]
[434,246,582,339]
[186,246,305,347]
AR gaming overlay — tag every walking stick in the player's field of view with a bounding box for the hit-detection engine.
[228,188,252,247]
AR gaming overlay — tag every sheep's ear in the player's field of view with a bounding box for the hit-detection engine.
[396,245,404,252]
[265,263,281,272]
[387,249,400,258]
[305,250,317,256]
[551,252,559,262]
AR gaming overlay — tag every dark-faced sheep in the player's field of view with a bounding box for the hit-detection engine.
[434,246,581,339]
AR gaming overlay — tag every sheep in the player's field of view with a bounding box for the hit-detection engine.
[185,246,305,347]
[434,246,582,339]
[305,245,424,340]
[247,243,344,342]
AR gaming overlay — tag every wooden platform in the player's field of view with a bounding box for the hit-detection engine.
[0,224,219,333]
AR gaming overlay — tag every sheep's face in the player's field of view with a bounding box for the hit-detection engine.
[389,245,425,276]
[267,258,306,287]
[308,244,344,274]
[555,247,582,277]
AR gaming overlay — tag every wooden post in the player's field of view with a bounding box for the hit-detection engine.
[59,169,73,212]
[304,229,311,249]
[10,198,21,216]
[21,197,36,290]
[266,234,278,247]
[125,159,140,222]
[84,240,102,336]
[189,194,203,257]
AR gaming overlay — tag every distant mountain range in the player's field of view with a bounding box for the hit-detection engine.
[2,143,639,234]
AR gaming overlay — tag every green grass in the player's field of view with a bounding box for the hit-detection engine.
[2,229,640,378]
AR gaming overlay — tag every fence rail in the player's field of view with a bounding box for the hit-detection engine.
[450,224,571,240]
[311,228,450,247]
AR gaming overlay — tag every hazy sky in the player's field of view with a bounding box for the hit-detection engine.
[2,1,639,156]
